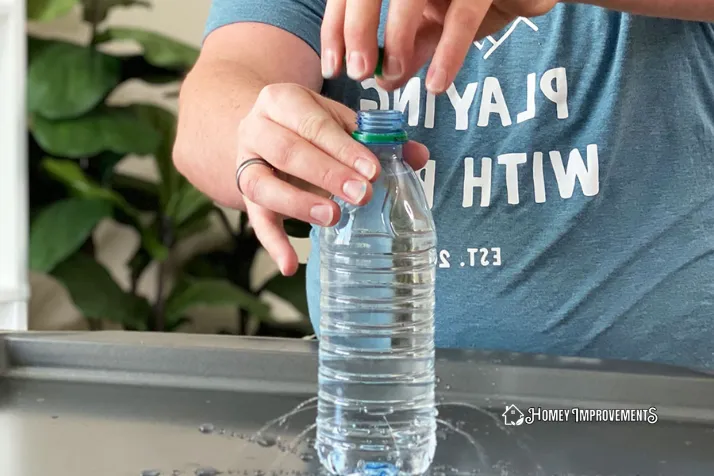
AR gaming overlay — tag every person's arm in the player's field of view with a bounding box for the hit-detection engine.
[568,0,714,21]
[175,0,434,274]
[173,17,323,211]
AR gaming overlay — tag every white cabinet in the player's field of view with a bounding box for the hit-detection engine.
[0,0,28,330]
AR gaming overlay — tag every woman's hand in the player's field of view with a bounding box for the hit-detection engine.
[320,0,558,94]
[236,82,429,275]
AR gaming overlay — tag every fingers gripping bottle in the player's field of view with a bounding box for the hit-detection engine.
[316,110,438,476]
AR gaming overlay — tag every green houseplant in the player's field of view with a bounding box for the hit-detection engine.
[27,0,313,336]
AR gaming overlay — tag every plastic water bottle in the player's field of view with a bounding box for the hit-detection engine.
[315,109,438,476]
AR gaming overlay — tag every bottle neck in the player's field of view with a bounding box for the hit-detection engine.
[352,110,408,146]
[364,143,404,164]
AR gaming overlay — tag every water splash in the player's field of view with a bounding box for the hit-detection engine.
[436,401,544,475]
[286,423,318,453]
[436,402,512,435]
[250,397,318,443]
[436,419,490,469]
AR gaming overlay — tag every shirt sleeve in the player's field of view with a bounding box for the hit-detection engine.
[203,0,326,56]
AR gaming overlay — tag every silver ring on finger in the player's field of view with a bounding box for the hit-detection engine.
[236,158,276,196]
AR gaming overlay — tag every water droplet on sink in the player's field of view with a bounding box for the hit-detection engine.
[257,434,278,447]
[195,467,220,476]
[199,423,215,434]
[300,452,315,461]
[141,470,160,476]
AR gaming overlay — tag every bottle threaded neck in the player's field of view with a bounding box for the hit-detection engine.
[353,110,408,144]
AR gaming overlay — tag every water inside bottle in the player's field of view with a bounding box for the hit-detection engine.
[316,110,438,475]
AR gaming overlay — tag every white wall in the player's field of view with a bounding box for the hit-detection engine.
[28,0,312,333]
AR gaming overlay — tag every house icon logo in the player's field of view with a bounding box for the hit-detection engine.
[502,404,525,426]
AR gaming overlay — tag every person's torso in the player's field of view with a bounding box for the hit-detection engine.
[306,3,714,370]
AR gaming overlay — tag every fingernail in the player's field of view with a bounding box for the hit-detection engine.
[426,67,448,93]
[354,158,377,179]
[310,205,333,225]
[346,51,366,80]
[343,180,367,203]
[383,55,403,80]
[322,49,336,79]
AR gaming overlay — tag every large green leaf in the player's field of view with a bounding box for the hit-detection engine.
[28,36,54,64]
[96,27,198,69]
[31,106,160,158]
[29,133,70,215]
[83,151,125,185]
[82,0,150,25]
[27,0,79,21]
[109,173,160,211]
[52,252,150,329]
[166,181,212,227]
[262,263,308,316]
[131,104,178,206]
[165,278,270,323]
[42,157,129,207]
[41,158,169,260]
[28,41,121,120]
[175,211,213,241]
[29,198,112,273]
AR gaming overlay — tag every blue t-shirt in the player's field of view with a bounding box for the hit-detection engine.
[205,1,714,370]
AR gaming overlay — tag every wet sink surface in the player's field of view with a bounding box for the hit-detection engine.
[2,331,714,476]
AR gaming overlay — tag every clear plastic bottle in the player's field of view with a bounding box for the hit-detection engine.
[315,110,438,476]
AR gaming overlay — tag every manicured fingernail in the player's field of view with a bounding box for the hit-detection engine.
[354,158,377,179]
[426,67,448,93]
[310,205,333,225]
[383,55,403,80]
[322,49,336,79]
[343,180,367,203]
[347,51,366,80]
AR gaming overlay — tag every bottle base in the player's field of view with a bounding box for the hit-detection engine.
[315,440,435,476]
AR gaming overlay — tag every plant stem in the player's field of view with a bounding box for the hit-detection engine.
[89,0,100,45]
[152,215,173,332]
[215,208,235,238]
[153,260,166,332]
[236,308,246,335]
[232,233,260,335]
